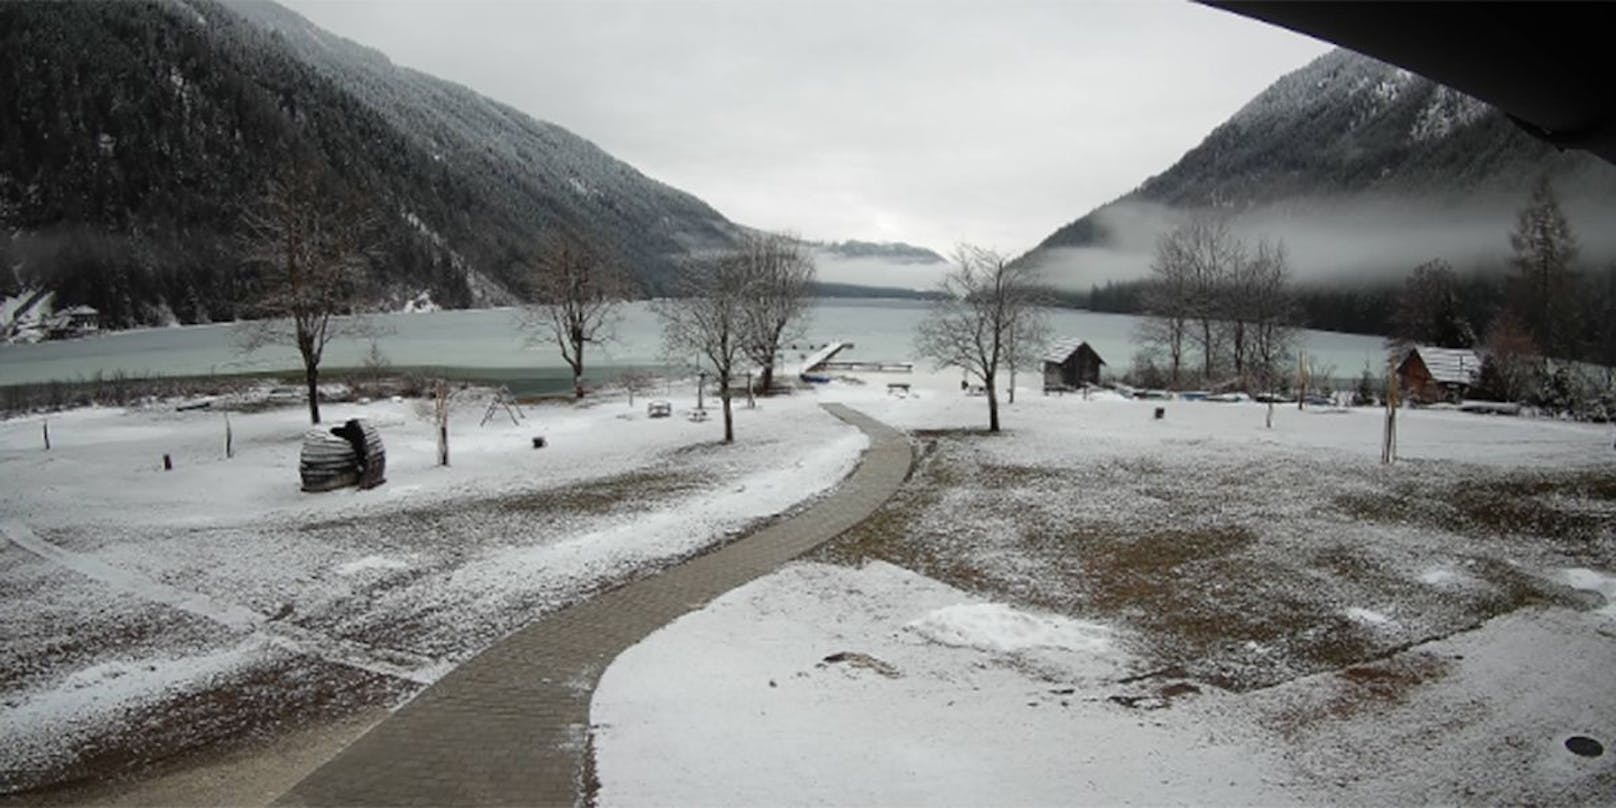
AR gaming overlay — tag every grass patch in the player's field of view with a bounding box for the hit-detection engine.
[494,470,701,518]
[813,430,1614,693]
[1336,468,1616,555]
[4,655,410,799]
[1267,651,1456,738]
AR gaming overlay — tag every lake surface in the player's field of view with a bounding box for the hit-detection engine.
[0,299,1391,392]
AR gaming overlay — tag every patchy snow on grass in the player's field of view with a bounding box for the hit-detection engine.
[1561,568,1616,617]
[1419,565,1469,587]
[1248,608,1616,804]
[592,561,1286,807]
[1344,606,1394,626]
[906,602,1113,655]
[0,389,867,791]
[334,555,413,576]
[594,560,1616,806]
[2,638,270,785]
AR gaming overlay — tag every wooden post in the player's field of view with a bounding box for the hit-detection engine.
[1297,350,1308,410]
[696,372,706,411]
[437,381,451,467]
[1382,357,1399,464]
[42,419,50,451]
[224,413,234,459]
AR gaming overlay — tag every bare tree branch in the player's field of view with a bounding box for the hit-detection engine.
[654,249,756,443]
[237,159,377,424]
[738,231,816,393]
[914,244,1047,432]
[518,232,633,399]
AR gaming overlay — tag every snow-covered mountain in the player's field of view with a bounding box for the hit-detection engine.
[815,240,946,265]
[0,0,739,329]
[1020,48,1616,284]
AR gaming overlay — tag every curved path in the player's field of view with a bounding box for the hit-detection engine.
[277,403,911,807]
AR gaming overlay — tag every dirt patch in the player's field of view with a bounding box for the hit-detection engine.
[1266,651,1456,738]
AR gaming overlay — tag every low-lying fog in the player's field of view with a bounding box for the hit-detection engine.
[1027,190,1616,290]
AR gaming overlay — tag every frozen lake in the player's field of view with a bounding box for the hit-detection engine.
[0,299,1390,391]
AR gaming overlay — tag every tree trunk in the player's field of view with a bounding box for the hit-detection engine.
[720,373,734,443]
[759,364,774,393]
[571,339,586,399]
[1202,321,1214,380]
[985,371,1000,432]
[305,362,321,425]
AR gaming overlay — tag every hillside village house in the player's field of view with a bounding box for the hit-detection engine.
[1397,345,1481,403]
[46,305,100,340]
[1042,339,1106,392]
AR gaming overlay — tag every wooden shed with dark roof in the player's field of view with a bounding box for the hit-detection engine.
[1041,339,1106,392]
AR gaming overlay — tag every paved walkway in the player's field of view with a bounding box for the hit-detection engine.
[276,403,911,807]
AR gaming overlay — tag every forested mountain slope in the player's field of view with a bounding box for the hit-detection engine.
[0,0,737,329]
[1022,48,1616,278]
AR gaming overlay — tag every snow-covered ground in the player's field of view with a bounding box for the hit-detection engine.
[591,368,1616,805]
[593,561,1294,806]
[593,560,1616,806]
[5,362,1614,800]
[0,388,865,793]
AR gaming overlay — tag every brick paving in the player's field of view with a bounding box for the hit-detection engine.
[275,403,911,807]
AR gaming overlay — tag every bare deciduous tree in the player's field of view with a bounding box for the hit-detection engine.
[656,251,753,443]
[1141,216,1294,392]
[521,233,632,399]
[1138,230,1194,387]
[1180,217,1243,381]
[739,232,816,393]
[239,160,376,424]
[1244,239,1297,392]
[915,244,1047,432]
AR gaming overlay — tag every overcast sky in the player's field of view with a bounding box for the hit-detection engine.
[280,0,1330,255]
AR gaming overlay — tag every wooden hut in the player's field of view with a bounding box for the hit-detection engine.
[1041,339,1106,392]
[1396,346,1481,403]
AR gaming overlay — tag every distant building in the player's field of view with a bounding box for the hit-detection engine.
[1041,339,1106,392]
[45,305,100,339]
[1396,345,1481,403]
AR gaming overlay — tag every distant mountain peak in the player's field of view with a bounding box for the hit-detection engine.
[816,240,946,265]
[1020,47,1614,286]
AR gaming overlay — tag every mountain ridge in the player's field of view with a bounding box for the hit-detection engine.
[1021,48,1616,283]
[0,0,741,329]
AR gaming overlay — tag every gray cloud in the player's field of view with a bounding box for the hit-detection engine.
[278,0,1331,254]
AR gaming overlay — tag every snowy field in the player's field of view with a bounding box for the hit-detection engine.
[0,388,865,794]
[592,371,1616,805]
[4,364,1614,802]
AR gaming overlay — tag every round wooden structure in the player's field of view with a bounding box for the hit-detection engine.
[300,418,387,492]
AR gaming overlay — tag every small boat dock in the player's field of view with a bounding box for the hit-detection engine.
[796,341,913,378]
